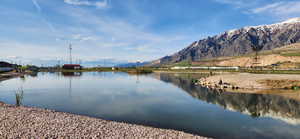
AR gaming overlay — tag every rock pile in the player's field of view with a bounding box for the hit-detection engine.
[197,78,239,91]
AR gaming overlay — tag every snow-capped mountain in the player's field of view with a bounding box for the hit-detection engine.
[153,17,300,66]
[226,17,300,37]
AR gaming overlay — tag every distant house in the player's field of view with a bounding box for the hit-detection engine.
[0,61,14,72]
[62,64,82,70]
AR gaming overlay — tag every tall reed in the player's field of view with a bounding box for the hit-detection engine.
[15,88,24,107]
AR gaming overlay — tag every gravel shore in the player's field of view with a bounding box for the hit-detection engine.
[0,103,208,139]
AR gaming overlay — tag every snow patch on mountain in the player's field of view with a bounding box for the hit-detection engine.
[224,17,300,38]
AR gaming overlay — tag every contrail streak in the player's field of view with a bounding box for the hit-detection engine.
[31,0,56,33]
[31,0,41,12]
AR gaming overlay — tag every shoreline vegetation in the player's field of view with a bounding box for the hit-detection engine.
[0,103,207,139]
[38,66,300,74]
[39,67,154,74]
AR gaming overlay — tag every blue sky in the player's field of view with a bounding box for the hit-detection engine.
[1,0,300,65]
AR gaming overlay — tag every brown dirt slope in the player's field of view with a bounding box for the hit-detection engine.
[192,43,300,68]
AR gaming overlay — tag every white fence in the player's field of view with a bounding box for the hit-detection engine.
[171,66,239,70]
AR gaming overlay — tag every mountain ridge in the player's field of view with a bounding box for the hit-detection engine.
[151,17,300,66]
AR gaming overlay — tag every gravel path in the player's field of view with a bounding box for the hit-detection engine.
[0,104,208,139]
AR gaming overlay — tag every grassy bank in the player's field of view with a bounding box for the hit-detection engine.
[38,66,300,75]
[39,67,154,75]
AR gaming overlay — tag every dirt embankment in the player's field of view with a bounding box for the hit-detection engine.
[0,103,208,139]
[198,73,300,92]
[217,54,300,67]
[192,43,300,68]
[0,72,23,82]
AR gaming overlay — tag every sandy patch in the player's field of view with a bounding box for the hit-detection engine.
[199,73,300,90]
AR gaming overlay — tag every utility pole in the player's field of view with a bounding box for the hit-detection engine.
[252,45,261,69]
[79,59,82,65]
[58,60,61,67]
[69,44,72,64]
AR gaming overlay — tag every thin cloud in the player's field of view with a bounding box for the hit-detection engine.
[0,41,64,60]
[213,0,300,19]
[252,1,300,17]
[30,0,56,33]
[64,0,109,9]
[252,2,283,13]
[72,34,98,42]
[31,0,41,12]
[2,0,199,63]
[212,0,259,8]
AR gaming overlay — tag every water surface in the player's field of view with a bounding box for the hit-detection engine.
[1,72,300,139]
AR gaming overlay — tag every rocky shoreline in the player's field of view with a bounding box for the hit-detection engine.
[196,73,300,93]
[0,103,208,139]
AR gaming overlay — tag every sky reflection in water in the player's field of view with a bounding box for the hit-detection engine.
[0,72,300,139]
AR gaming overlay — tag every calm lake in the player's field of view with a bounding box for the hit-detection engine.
[1,72,300,139]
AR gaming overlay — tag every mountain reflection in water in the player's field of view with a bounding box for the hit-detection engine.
[154,73,300,125]
[1,72,300,139]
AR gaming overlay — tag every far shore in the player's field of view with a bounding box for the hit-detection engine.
[197,73,300,93]
[0,72,23,82]
[0,103,208,139]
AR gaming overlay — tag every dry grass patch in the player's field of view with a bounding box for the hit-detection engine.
[258,79,300,89]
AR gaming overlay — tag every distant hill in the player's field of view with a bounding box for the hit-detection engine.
[0,61,13,67]
[165,43,300,69]
[214,43,300,68]
[151,17,300,66]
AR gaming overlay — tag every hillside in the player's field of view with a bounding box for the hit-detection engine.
[152,17,300,66]
[178,43,300,68]
[151,43,300,68]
